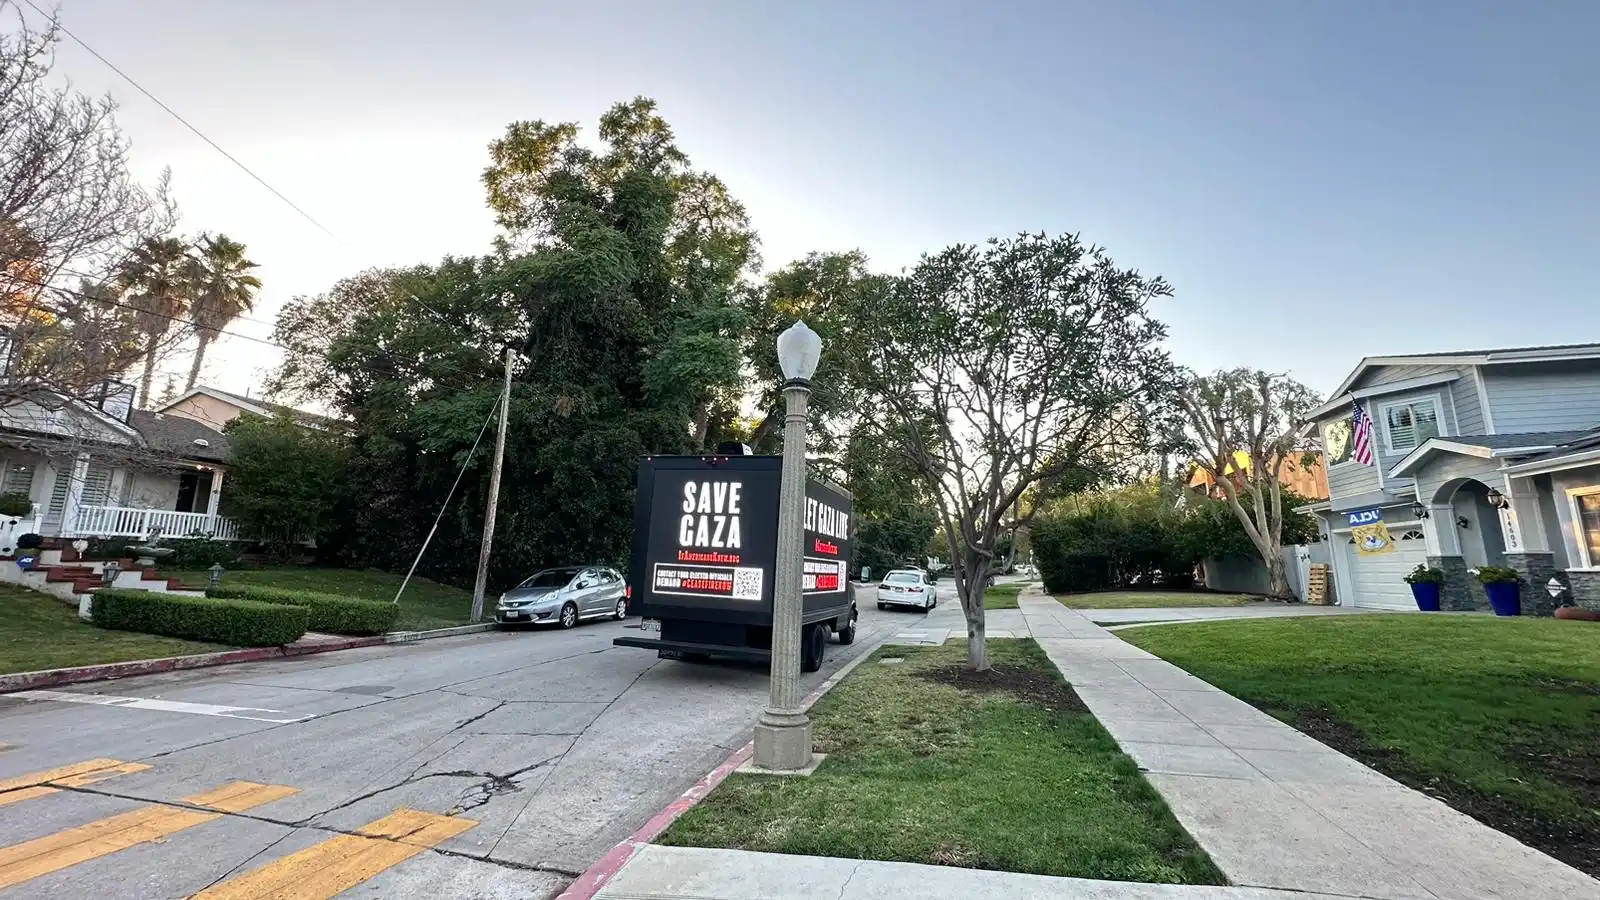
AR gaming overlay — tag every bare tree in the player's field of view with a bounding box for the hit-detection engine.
[845,234,1180,671]
[1177,369,1320,598]
[0,1,179,410]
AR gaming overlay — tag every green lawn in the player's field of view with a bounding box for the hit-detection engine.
[175,567,474,631]
[1056,591,1253,610]
[662,639,1222,884]
[1123,616,1600,876]
[983,583,1024,609]
[0,586,228,675]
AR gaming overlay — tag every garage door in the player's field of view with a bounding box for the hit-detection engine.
[1340,525,1428,610]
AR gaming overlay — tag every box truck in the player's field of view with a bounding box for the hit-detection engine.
[612,453,857,672]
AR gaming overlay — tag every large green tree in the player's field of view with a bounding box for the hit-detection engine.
[271,98,759,591]
[185,233,260,390]
[841,233,1181,671]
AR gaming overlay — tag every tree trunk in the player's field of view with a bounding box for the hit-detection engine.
[138,345,158,409]
[1265,547,1291,599]
[690,400,711,451]
[960,555,990,672]
[966,611,987,671]
[185,331,212,391]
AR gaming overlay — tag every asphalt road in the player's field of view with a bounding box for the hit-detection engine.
[0,602,916,899]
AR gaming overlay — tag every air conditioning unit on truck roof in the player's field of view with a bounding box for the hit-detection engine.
[612,454,858,673]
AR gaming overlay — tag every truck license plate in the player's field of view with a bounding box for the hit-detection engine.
[641,619,661,633]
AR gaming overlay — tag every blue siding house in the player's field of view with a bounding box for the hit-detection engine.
[1302,344,1600,614]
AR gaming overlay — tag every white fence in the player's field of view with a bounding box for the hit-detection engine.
[1201,542,1330,600]
[71,505,241,541]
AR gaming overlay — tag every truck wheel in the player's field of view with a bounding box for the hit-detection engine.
[800,624,825,673]
[559,602,578,629]
[837,608,858,645]
[877,602,888,611]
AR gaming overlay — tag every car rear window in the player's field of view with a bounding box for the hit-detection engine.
[885,572,921,585]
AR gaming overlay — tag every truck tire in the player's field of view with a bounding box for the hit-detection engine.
[837,607,858,645]
[800,623,826,673]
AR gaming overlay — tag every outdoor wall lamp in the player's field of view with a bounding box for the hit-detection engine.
[1456,516,1471,529]
[1411,503,1429,520]
[1485,487,1510,510]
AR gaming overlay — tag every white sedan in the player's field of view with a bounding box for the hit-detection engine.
[876,569,938,611]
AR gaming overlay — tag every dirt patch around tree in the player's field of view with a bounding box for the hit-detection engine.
[915,663,1088,714]
[1295,706,1600,878]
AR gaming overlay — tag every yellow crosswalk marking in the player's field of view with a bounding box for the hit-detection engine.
[0,761,152,808]
[0,780,298,890]
[192,809,477,899]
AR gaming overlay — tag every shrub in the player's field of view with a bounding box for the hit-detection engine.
[1404,564,1444,585]
[15,532,42,550]
[1474,565,1521,585]
[0,492,34,517]
[206,585,399,636]
[165,537,244,569]
[92,590,308,646]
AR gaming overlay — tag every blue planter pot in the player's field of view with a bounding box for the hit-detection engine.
[1409,582,1442,612]
[1484,581,1521,617]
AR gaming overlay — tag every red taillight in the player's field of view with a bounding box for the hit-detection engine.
[625,585,632,598]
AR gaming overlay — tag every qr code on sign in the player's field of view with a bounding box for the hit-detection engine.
[732,567,764,601]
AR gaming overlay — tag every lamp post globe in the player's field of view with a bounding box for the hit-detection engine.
[776,320,822,383]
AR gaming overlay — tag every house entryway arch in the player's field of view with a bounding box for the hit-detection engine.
[1429,477,1506,568]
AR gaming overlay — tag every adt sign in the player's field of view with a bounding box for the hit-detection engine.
[1346,507,1384,527]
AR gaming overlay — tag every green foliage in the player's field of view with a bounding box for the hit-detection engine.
[1405,564,1445,585]
[1475,565,1522,585]
[222,412,349,556]
[268,98,759,591]
[162,537,243,569]
[0,586,224,675]
[92,589,308,646]
[844,426,938,578]
[205,585,399,636]
[0,493,33,516]
[1032,483,1317,594]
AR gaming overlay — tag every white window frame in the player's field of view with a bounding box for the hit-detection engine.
[1377,394,1446,454]
[1321,417,1357,469]
[1565,484,1600,570]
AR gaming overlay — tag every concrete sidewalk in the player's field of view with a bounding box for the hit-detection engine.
[596,845,1357,900]
[1020,593,1598,900]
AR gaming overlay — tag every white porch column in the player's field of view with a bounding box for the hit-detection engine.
[1498,475,1549,554]
[205,469,224,517]
[1424,504,1462,557]
[59,452,90,538]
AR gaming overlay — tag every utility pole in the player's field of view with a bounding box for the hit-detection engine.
[470,347,514,622]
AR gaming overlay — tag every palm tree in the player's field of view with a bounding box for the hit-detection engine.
[184,234,261,391]
[117,236,194,407]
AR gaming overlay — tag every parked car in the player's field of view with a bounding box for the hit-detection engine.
[877,568,938,611]
[496,566,629,628]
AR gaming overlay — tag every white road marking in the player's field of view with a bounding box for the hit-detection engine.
[8,690,315,724]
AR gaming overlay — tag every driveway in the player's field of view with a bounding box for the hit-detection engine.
[0,606,900,899]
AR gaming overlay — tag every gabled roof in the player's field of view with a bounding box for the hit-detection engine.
[128,410,231,463]
[1326,342,1600,401]
[1500,426,1600,475]
[1387,430,1594,478]
[161,385,340,429]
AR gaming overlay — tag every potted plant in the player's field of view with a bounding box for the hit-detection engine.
[1403,564,1444,611]
[1474,566,1522,616]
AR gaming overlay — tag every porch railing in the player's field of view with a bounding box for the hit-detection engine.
[71,505,241,541]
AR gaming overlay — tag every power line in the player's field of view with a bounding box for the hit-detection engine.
[20,0,341,243]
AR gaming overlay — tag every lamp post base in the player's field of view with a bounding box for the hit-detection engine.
[752,707,813,772]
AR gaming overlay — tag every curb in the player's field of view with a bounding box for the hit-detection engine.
[556,631,888,900]
[0,621,500,694]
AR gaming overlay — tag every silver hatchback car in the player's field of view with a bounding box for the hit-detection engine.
[496,566,630,628]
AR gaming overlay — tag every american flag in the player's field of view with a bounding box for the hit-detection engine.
[1352,404,1375,466]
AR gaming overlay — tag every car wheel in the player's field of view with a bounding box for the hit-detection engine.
[878,602,888,611]
[613,598,628,620]
[559,602,578,629]
[800,623,826,673]
[837,608,858,645]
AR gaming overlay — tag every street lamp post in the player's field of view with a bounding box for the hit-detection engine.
[753,320,823,772]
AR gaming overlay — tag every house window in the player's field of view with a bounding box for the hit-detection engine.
[47,464,112,515]
[1575,491,1600,568]
[1323,419,1354,465]
[1,462,35,498]
[1381,398,1441,453]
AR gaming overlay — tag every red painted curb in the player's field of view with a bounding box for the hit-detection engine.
[0,636,385,694]
[556,648,870,900]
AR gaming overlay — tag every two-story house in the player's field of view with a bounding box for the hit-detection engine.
[1302,343,1600,614]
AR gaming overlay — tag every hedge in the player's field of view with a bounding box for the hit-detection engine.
[92,590,308,647]
[206,585,399,636]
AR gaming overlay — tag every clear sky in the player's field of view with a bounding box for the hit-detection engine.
[24,0,1600,398]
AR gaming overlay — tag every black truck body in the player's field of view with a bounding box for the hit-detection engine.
[612,454,856,669]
